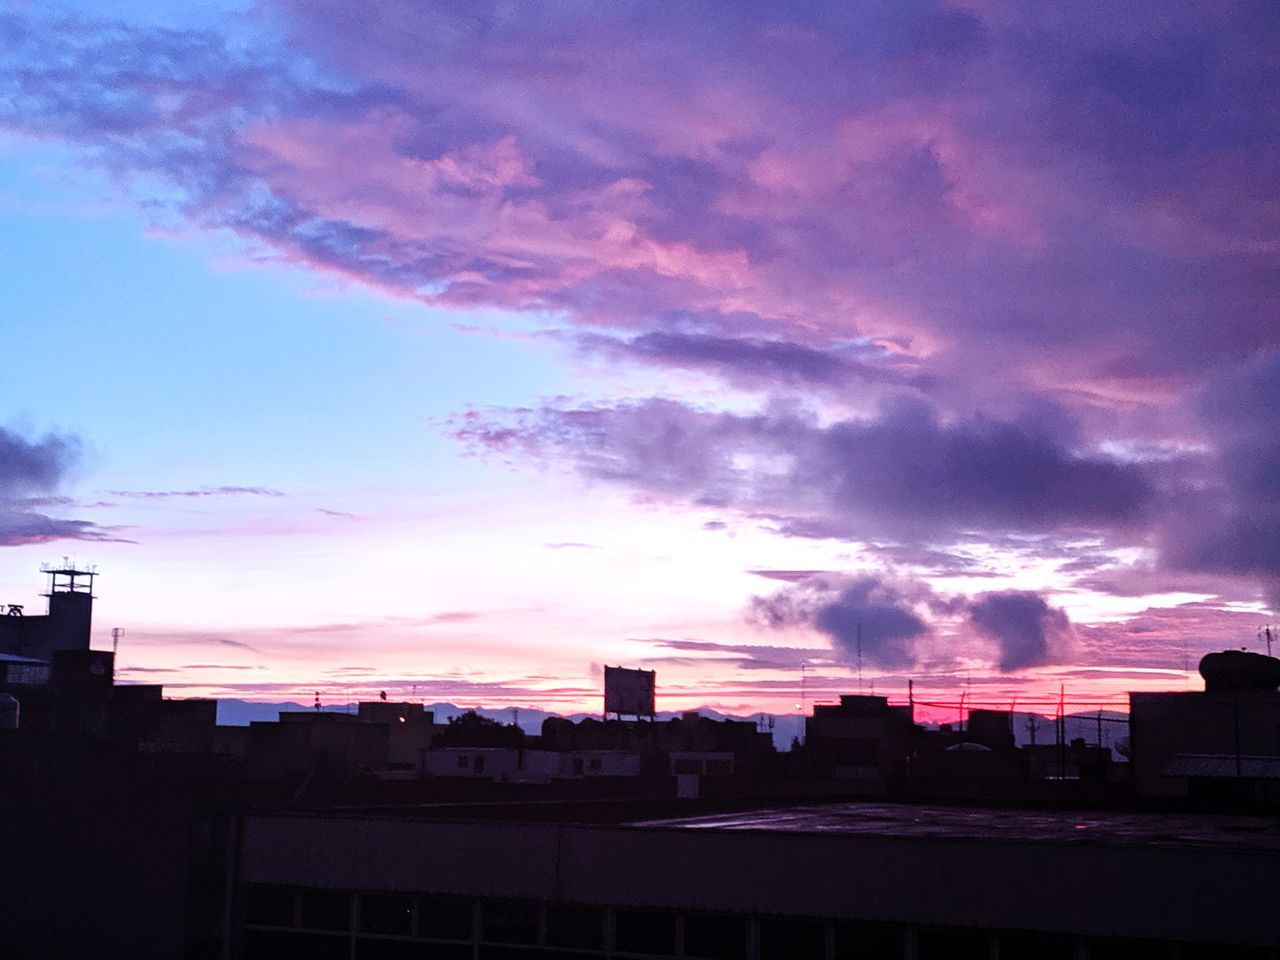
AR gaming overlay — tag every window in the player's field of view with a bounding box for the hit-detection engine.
[1090,940,1174,960]
[615,908,677,956]
[245,885,295,927]
[833,923,902,960]
[355,940,425,960]
[573,758,585,776]
[760,918,826,960]
[457,755,470,768]
[418,894,474,941]
[360,893,412,935]
[916,928,990,960]
[299,889,351,931]
[589,758,602,771]
[684,913,748,960]
[546,904,604,950]
[999,932,1075,960]
[481,900,539,944]
[242,930,349,960]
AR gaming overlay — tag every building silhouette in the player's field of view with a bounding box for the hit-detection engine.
[3,566,1280,958]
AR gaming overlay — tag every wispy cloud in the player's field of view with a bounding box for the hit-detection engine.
[107,486,286,500]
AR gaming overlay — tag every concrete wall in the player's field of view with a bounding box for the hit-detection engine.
[240,813,1280,948]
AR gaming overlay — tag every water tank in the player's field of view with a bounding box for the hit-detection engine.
[0,693,18,731]
[1198,650,1280,693]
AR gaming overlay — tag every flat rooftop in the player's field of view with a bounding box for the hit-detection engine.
[306,796,1280,851]
[631,801,1280,850]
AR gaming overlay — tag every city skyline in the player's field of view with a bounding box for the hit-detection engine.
[2,1,1279,713]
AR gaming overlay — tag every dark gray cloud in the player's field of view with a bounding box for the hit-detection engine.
[0,426,110,546]
[751,575,1075,672]
[966,591,1072,672]
[0,428,79,493]
[750,574,930,669]
[458,395,1154,543]
[1157,352,1280,609]
[575,331,923,391]
[813,578,930,669]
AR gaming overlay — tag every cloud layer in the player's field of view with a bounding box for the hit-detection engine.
[457,395,1153,543]
[3,2,1279,633]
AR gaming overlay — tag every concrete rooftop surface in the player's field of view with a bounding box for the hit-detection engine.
[631,801,1280,850]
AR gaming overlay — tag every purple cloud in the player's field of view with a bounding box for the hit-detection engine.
[0,427,78,494]
[751,575,1077,673]
[4,2,1280,617]
[966,591,1073,672]
[574,331,923,391]
[1156,352,1280,607]
[749,574,930,669]
[2,3,1275,399]
[0,426,113,546]
[458,395,1153,542]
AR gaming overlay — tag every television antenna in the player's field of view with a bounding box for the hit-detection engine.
[1258,624,1276,658]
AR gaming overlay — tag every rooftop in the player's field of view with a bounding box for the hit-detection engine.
[630,801,1280,851]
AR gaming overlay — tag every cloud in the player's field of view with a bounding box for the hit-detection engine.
[458,395,1153,543]
[0,426,111,546]
[3,2,1276,401]
[5,2,1280,631]
[966,591,1073,672]
[0,428,79,493]
[751,574,1076,672]
[107,486,286,499]
[749,574,931,669]
[1155,352,1280,610]
[574,331,923,391]
[422,611,483,625]
[645,637,826,671]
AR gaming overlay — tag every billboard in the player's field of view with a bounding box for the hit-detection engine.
[604,665,656,718]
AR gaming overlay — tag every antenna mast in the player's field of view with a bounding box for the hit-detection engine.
[1260,624,1276,658]
[856,621,863,695]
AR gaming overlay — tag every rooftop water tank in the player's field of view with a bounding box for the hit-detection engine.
[1199,650,1280,693]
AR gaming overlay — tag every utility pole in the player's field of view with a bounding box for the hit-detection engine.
[1057,683,1066,781]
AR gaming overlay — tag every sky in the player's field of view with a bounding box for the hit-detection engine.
[1,0,1278,716]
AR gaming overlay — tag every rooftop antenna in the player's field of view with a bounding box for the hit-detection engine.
[1259,624,1276,658]
[856,622,863,695]
[111,627,124,655]
[798,661,808,714]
